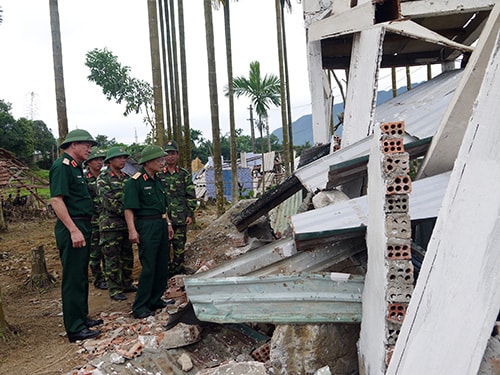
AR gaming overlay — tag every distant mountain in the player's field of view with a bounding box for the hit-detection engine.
[272,85,420,145]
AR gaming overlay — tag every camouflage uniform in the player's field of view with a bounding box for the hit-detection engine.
[85,148,106,288]
[158,165,196,275]
[96,168,134,298]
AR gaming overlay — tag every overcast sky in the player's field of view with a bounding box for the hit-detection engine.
[0,0,312,145]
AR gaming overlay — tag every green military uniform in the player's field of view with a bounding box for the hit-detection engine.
[50,153,93,335]
[159,142,196,276]
[97,164,133,298]
[85,148,106,288]
[124,155,170,318]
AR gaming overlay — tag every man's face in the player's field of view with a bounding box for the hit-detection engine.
[165,150,179,166]
[145,157,165,173]
[109,156,127,171]
[87,157,104,171]
[72,141,93,162]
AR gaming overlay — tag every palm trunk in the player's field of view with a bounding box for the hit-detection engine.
[204,0,225,217]
[224,2,239,204]
[178,0,191,171]
[148,0,164,146]
[49,0,68,148]
[275,0,290,175]
[158,0,172,139]
[164,0,177,140]
[281,5,294,171]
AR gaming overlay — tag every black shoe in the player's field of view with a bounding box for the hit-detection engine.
[134,310,155,319]
[95,281,108,290]
[85,318,104,327]
[111,293,127,301]
[67,328,101,343]
[123,285,138,293]
[151,298,175,310]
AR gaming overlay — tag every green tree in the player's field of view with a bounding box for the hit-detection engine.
[94,134,117,149]
[31,120,56,169]
[85,48,154,132]
[227,61,281,153]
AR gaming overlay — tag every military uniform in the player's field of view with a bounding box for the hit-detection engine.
[124,145,171,318]
[158,165,196,275]
[85,148,106,288]
[97,168,133,298]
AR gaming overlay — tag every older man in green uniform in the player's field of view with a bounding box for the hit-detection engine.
[124,145,174,319]
[159,140,197,276]
[97,146,135,301]
[84,147,107,290]
[49,129,103,342]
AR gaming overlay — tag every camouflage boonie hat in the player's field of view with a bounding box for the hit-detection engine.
[164,140,178,152]
[85,147,106,164]
[104,146,130,163]
[138,145,167,164]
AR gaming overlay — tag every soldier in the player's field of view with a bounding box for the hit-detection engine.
[124,145,174,319]
[49,129,102,343]
[159,140,197,276]
[97,146,135,301]
[84,147,107,290]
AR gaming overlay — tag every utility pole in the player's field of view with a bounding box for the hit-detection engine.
[248,105,256,153]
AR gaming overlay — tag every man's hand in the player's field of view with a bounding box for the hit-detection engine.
[70,228,86,248]
[185,217,193,225]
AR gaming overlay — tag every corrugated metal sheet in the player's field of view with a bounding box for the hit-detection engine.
[292,172,451,242]
[268,190,304,236]
[184,273,364,324]
[294,69,463,193]
[374,69,463,139]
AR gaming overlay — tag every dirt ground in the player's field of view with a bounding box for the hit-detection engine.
[0,204,221,375]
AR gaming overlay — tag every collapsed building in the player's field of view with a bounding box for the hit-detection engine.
[182,1,500,374]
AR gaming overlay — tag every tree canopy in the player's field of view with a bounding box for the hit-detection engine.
[0,99,56,167]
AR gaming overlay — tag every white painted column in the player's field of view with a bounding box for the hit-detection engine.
[306,39,332,145]
[358,122,387,375]
[387,27,500,375]
[341,27,385,148]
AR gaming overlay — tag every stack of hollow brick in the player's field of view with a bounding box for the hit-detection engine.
[380,121,414,367]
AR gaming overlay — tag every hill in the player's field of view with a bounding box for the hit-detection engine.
[272,84,420,145]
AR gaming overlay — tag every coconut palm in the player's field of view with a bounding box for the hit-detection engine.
[49,0,68,146]
[230,61,281,153]
[147,0,165,146]
[204,0,225,216]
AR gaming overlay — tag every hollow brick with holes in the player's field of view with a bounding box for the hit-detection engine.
[386,283,414,303]
[387,303,408,323]
[382,138,405,154]
[384,153,410,176]
[387,260,414,284]
[386,322,403,345]
[386,240,412,260]
[251,342,270,362]
[384,194,409,214]
[385,213,412,239]
[386,175,412,195]
[381,121,405,136]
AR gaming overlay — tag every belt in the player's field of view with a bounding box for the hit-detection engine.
[71,216,92,221]
[136,214,167,220]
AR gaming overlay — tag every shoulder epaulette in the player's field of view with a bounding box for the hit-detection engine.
[62,158,70,165]
[132,172,142,180]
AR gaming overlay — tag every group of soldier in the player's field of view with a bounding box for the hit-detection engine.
[49,129,197,343]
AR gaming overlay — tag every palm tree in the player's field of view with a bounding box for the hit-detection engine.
[204,0,225,217]
[49,0,68,146]
[275,0,290,174]
[178,0,191,171]
[147,0,165,146]
[157,0,172,139]
[229,61,281,153]
[222,0,239,204]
